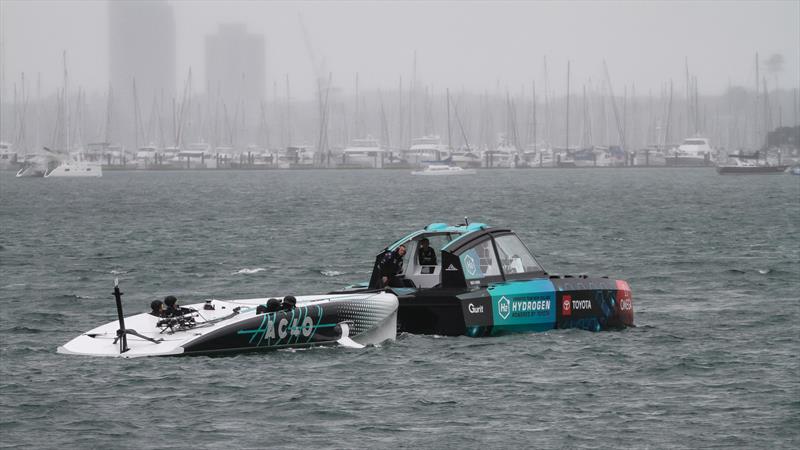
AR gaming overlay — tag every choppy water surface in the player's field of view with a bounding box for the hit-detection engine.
[1,169,798,448]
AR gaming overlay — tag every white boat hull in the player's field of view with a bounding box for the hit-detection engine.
[57,293,398,358]
[45,161,103,177]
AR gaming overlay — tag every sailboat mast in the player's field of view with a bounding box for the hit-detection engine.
[754,52,759,148]
[397,76,404,151]
[685,57,690,137]
[133,78,139,150]
[532,80,537,152]
[354,73,359,138]
[446,88,452,149]
[63,51,69,151]
[565,60,570,153]
[285,74,292,147]
[665,80,673,149]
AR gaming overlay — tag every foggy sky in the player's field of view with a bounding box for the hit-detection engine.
[1,0,798,100]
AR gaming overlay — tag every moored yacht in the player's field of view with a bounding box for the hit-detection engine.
[0,142,20,171]
[716,153,789,175]
[340,137,386,168]
[44,153,102,177]
[666,137,715,166]
[402,135,451,167]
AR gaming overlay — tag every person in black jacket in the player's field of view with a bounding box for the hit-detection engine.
[150,300,165,317]
[417,238,437,266]
[378,245,407,287]
[164,295,192,317]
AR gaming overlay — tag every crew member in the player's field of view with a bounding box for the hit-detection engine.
[378,245,407,287]
[417,238,437,266]
[164,295,192,317]
[150,300,165,317]
[281,295,297,311]
[266,298,282,312]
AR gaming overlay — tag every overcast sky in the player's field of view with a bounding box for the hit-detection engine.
[1,0,798,100]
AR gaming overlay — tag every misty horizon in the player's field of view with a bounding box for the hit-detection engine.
[1,0,798,100]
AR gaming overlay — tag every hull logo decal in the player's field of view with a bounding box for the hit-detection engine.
[468,303,484,314]
[464,255,477,277]
[562,295,572,316]
[445,264,458,271]
[498,296,510,319]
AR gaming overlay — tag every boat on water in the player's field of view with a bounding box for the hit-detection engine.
[716,153,789,175]
[15,154,52,177]
[411,164,476,176]
[402,136,451,167]
[58,283,398,358]
[666,137,715,167]
[44,154,103,177]
[0,141,20,171]
[337,221,634,336]
[339,137,386,168]
[449,147,481,168]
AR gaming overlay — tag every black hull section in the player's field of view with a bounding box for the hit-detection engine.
[716,165,788,175]
[395,277,633,336]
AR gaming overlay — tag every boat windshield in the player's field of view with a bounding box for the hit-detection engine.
[493,234,543,275]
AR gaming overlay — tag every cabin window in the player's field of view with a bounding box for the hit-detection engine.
[493,234,542,274]
[460,239,500,280]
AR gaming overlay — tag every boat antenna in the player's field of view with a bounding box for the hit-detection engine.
[111,279,163,354]
[464,216,470,226]
[113,278,129,353]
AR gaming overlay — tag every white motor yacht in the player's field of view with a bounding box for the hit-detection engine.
[403,136,451,166]
[667,138,715,166]
[340,137,386,168]
[44,153,102,177]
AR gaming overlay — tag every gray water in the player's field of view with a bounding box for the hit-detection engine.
[1,169,798,448]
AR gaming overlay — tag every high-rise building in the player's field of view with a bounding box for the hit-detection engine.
[205,23,266,135]
[108,0,175,147]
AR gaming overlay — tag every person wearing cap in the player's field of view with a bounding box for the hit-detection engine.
[266,298,282,312]
[149,300,165,317]
[256,298,283,315]
[281,295,297,311]
[417,238,437,266]
[164,295,192,317]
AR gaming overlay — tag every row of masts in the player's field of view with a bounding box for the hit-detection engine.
[3,55,799,155]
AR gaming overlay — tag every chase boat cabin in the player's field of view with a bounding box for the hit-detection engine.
[344,221,634,336]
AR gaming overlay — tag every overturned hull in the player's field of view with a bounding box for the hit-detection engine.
[58,293,398,358]
[395,277,633,336]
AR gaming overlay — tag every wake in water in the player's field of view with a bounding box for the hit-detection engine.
[320,270,344,277]
[233,267,266,275]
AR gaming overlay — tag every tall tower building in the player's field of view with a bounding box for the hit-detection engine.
[108,0,176,147]
[205,23,265,145]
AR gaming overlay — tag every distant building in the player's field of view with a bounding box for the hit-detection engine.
[108,0,176,147]
[205,23,266,120]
